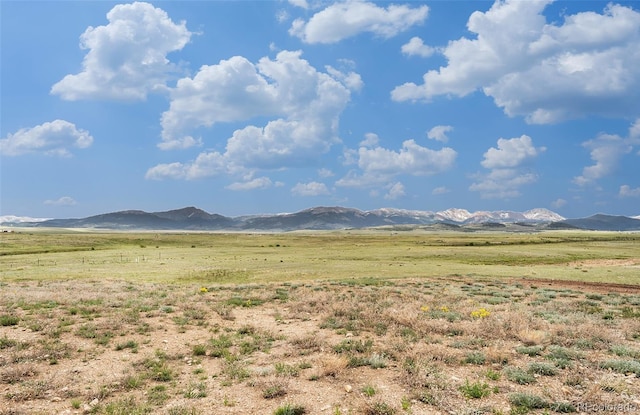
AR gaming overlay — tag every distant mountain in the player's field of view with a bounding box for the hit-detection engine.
[557,214,640,231]
[2,206,638,231]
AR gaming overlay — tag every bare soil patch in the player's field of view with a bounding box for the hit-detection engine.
[1,277,640,415]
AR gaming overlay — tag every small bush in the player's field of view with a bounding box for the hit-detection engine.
[363,401,396,415]
[0,315,19,326]
[504,367,536,384]
[599,359,640,376]
[516,345,544,357]
[273,403,306,415]
[508,393,548,410]
[528,362,558,376]
[459,379,491,399]
[464,351,486,365]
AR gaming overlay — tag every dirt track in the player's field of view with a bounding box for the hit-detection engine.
[513,276,640,294]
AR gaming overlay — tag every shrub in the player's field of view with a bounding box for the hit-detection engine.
[599,359,640,376]
[509,393,548,410]
[528,362,558,376]
[516,345,544,357]
[504,367,536,384]
[0,315,19,326]
[459,380,491,399]
[273,403,306,415]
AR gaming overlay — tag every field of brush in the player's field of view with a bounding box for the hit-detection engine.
[0,229,639,415]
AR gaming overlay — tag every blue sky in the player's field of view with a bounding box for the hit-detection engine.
[1,0,640,219]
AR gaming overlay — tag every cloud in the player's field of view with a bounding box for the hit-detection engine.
[401,37,435,58]
[0,120,93,157]
[290,0,428,44]
[551,198,567,208]
[158,50,354,171]
[481,135,545,169]
[359,133,380,148]
[226,177,273,191]
[145,151,227,180]
[288,0,309,9]
[391,1,640,124]
[427,125,453,143]
[619,185,640,197]
[470,135,545,199]
[318,168,334,178]
[336,139,457,187]
[51,2,191,101]
[291,181,330,196]
[432,186,450,195]
[44,196,77,206]
[573,133,632,186]
[384,182,405,200]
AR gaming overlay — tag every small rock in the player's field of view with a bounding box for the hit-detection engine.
[89,398,99,407]
[82,404,92,413]
[344,385,352,393]
[345,332,353,337]
[51,396,62,402]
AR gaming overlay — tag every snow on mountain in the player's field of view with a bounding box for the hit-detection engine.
[435,208,473,222]
[0,215,51,224]
[523,208,565,222]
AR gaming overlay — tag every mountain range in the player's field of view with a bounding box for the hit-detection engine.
[2,206,640,231]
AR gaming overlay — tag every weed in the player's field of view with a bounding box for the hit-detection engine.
[333,338,373,354]
[0,315,19,326]
[459,379,491,399]
[183,381,207,398]
[464,351,486,365]
[362,384,376,397]
[263,381,287,399]
[363,401,397,415]
[504,367,536,384]
[115,340,138,352]
[192,344,207,356]
[273,403,306,415]
[528,362,558,376]
[103,396,152,415]
[516,345,544,357]
[508,393,548,410]
[485,369,501,381]
[147,385,169,405]
[275,362,300,377]
[599,359,640,376]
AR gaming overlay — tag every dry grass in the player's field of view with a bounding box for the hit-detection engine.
[1,230,639,414]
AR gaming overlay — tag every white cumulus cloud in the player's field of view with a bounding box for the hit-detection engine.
[159,50,353,162]
[573,133,633,186]
[290,0,428,44]
[619,185,640,197]
[336,139,457,188]
[427,125,453,143]
[481,135,545,169]
[470,135,545,199]
[392,1,640,124]
[51,2,191,101]
[0,120,93,157]
[618,184,640,197]
[291,181,330,196]
[401,37,435,58]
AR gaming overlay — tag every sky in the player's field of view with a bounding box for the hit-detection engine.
[1,0,640,219]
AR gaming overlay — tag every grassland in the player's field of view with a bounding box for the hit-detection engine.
[0,229,639,414]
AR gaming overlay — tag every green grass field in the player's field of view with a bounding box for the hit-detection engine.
[1,229,639,284]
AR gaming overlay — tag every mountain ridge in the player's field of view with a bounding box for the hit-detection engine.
[3,205,639,231]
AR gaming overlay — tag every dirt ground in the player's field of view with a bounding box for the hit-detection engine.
[1,277,640,415]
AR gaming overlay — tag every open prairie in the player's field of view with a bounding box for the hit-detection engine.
[1,230,639,414]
